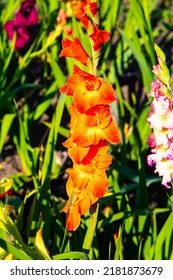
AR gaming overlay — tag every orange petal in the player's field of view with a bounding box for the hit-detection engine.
[72,127,100,146]
[62,189,92,231]
[62,198,70,213]
[95,153,112,171]
[76,14,90,30]
[70,104,121,146]
[90,2,98,17]
[65,176,77,198]
[81,144,100,164]
[65,193,91,231]
[66,209,81,231]
[61,70,86,96]
[69,145,90,164]
[72,0,90,17]
[59,37,89,66]
[73,89,99,113]
[103,119,121,144]
[73,82,116,113]
[98,80,116,104]
[89,24,111,51]
[87,173,108,198]
[78,194,91,215]
[67,166,92,190]
[60,84,74,96]
[63,137,90,164]
[61,66,116,113]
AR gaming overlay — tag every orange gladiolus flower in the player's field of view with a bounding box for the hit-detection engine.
[62,185,96,231]
[69,104,121,146]
[60,65,116,113]
[70,1,98,31]
[62,144,110,231]
[71,0,90,30]
[62,139,113,231]
[72,0,90,17]
[67,141,112,178]
[63,137,91,164]
[66,170,109,201]
[89,23,111,51]
[59,37,89,66]
[67,164,108,193]
[63,137,107,165]
[59,2,121,231]
[63,170,108,231]
[89,2,98,17]
[78,14,90,30]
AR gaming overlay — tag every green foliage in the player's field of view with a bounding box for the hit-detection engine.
[0,0,173,260]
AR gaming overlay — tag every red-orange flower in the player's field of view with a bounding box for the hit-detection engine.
[59,2,121,231]
[63,137,108,165]
[89,23,111,51]
[90,2,98,17]
[62,186,97,231]
[72,0,90,17]
[60,65,116,113]
[72,0,90,30]
[63,137,91,164]
[69,104,121,146]
[79,14,90,30]
[67,141,112,182]
[62,169,109,231]
[67,163,109,192]
[59,37,89,66]
[62,168,108,231]
[62,138,112,231]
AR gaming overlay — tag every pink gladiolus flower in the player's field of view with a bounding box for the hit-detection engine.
[147,46,173,188]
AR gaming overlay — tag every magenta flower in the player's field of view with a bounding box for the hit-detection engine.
[18,0,39,25]
[4,0,39,50]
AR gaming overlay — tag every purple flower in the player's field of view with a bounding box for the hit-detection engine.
[4,0,39,50]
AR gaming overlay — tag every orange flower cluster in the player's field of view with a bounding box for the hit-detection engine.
[59,1,121,231]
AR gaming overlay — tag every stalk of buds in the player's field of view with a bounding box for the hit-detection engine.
[147,44,173,188]
[59,0,121,231]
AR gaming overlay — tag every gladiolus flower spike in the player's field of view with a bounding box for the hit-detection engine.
[59,1,121,231]
[147,44,173,188]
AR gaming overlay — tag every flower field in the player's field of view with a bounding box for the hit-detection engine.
[0,0,173,260]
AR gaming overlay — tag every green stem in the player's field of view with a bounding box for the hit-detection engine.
[82,202,99,253]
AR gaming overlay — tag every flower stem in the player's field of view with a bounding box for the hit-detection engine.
[82,202,99,253]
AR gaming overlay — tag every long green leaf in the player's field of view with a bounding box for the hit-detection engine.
[53,251,89,260]
[0,238,32,260]
[0,113,16,153]
[119,28,153,91]
[146,211,173,259]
